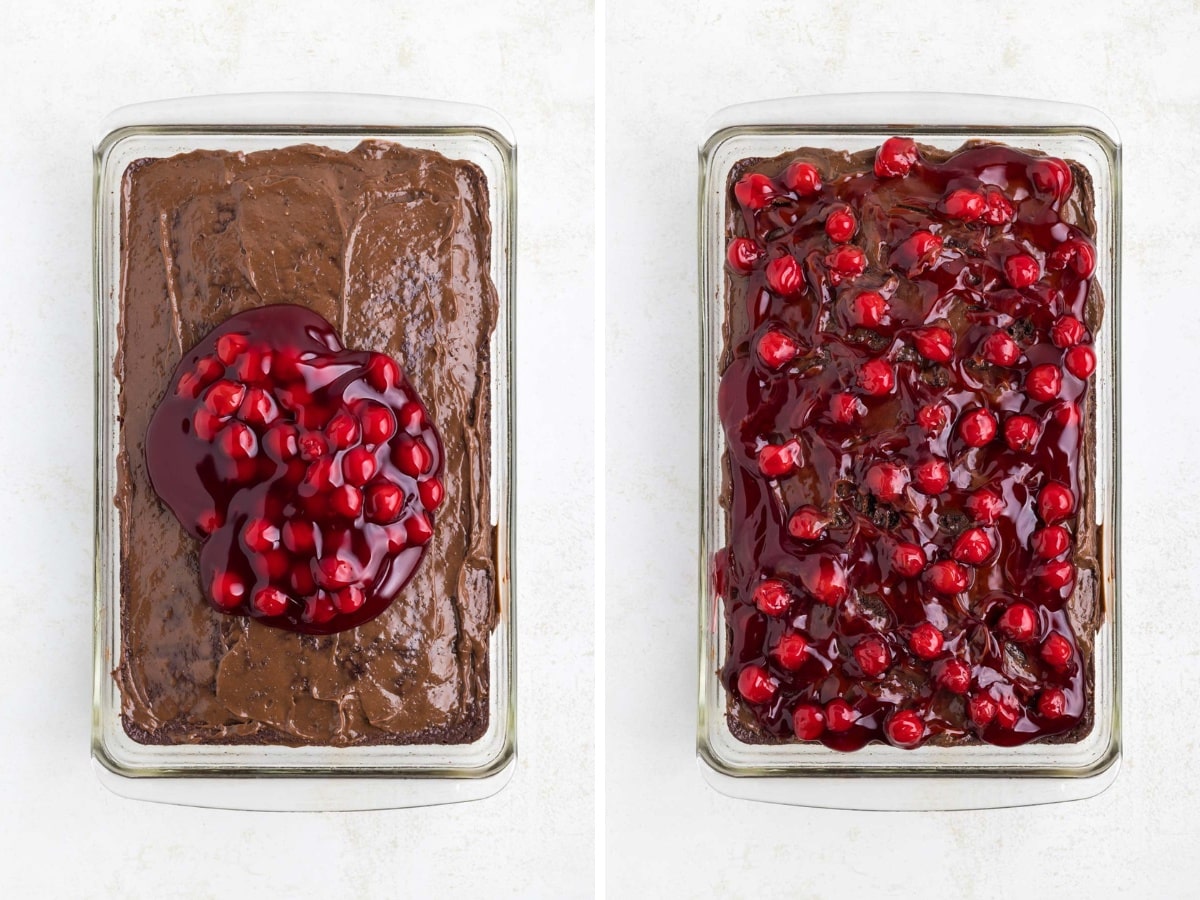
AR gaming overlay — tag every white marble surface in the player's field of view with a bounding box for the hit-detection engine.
[606,0,1196,896]
[0,1,594,897]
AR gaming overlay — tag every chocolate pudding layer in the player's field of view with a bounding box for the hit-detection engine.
[115,142,498,746]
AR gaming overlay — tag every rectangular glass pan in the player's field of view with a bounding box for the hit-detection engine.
[697,93,1120,810]
[93,93,516,810]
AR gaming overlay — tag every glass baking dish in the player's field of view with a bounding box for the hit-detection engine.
[697,93,1121,810]
[92,93,516,810]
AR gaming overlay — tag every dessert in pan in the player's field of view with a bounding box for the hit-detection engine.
[115,142,498,746]
[718,137,1102,750]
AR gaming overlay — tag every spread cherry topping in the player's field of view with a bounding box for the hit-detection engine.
[720,139,1098,749]
[147,305,444,634]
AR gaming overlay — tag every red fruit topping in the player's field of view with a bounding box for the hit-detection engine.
[147,306,443,634]
[938,659,972,694]
[765,255,804,296]
[968,692,998,727]
[927,560,968,595]
[1041,633,1074,669]
[1037,688,1068,720]
[1025,364,1063,402]
[1030,157,1073,201]
[885,710,924,748]
[734,173,777,210]
[788,506,828,541]
[365,481,404,524]
[1050,315,1086,348]
[943,188,985,221]
[874,136,918,177]
[912,458,950,494]
[916,402,948,433]
[892,542,926,577]
[891,230,942,275]
[1047,238,1096,278]
[959,408,997,447]
[998,602,1038,641]
[980,331,1020,367]
[847,290,888,328]
[753,579,792,616]
[952,527,993,565]
[792,704,826,740]
[757,440,802,478]
[825,699,856,732]
[1039,559,1076,590]
[965,487,1004,524]
[1064,345,1096,379]
[783,161,822,196]
[726,237,763,274]
[865,462,909,503]
[1038,482,1075,523]
[1051,401,1081,427]
[854,636,891,677]
[399,401,427,434]
[829,392,865,424]
[825,245,867,282]
[737,664,777,704]
[912,326,954,363]
[774,633,809,670]
[1004,253,1041,288]
[856,358,895,396]
[757,329,800,369]
[1031,525,1070,560]
[909,623,944,660]
[805,558,847,606]
[1003,414,1041,452]
[253,586,291,617]
[824,207,857,243]
[406,512,434,545]
[980,189,1014,225]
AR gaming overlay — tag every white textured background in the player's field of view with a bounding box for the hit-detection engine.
[0,1,594,897]
[606,0,1192,896]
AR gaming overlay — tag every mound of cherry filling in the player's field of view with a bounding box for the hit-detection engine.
[146,304,444,634]
[718,137,1102,750]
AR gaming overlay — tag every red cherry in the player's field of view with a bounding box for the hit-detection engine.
[1051,401,1081,428]
[1050,315,1086,348]
[263,422,299,460]
[1039,559,1076,590]
[774,633,809,670]
[399,401,426,434]
[824,207,857,243]
[243,518,280,553]
[218,421,258,461]
[1030,157,1073,201]
[805,558,847,606]
[329,484,363,519]
[737,664,777,704]
[885,710,925,748]
[215,333,249,365]
[1047,238,1096,277]
[943,189,985,221]
[326,411,360,449]
[980,189,1014,225]
[726,237,763,274]
[783,162,822,196]
[1037,687,1068,719]
[1003,414,1041,452]
[909,623,944,660]
[365,353,401,392]
[253,587,291,617]
[298,431,328,461]
[825,246,867,282]
[968,692,998,727]
[952,527,993,565]
[865,462,909,503]
[757,440,802,478]
[787,506,827,541]
[753,579,792,616]
[965,487,1004,524]
[303,594,338,625]
[792,704,826,740]
[406,512,434,545]
[365,481,404,524]
[193,409,222,441]
[315,554,358,590]
[239,387,279,427]
[1041,633,1074,669]
[825,699,856,733]
[342,446,377,486]
[734,173,777,210]
[1031,525,1070,559]
[397,437,434,476]
[359,402,397,445]
[765,255,804,296]
[1004,254,1041,288]
[847,290,888,328]
[756,329,800,369]
[998,602,1038,641]
[205,380,246,417]
[912,327,954,363]
[419,477,444,509]
[1038,482,1075,523]
[927,560,968,595]
[917,402,948,433]
[912,458,950,494]
[290,564,316,598]
[892,542,926,577]
[856,358,895,396]
[1025,364,1063,402]
[854,636,891,677]
[980,331,1020,367]
[892,230,943,275]
[263,549,290,580]
[333,584,366,614]
[281,520,317,554]
[959,408,997,447]
[938,659,972,694]
[874,136,918,177]
[1064,345,1096,379]
[829,392,865,424]
[210,571,248,610]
